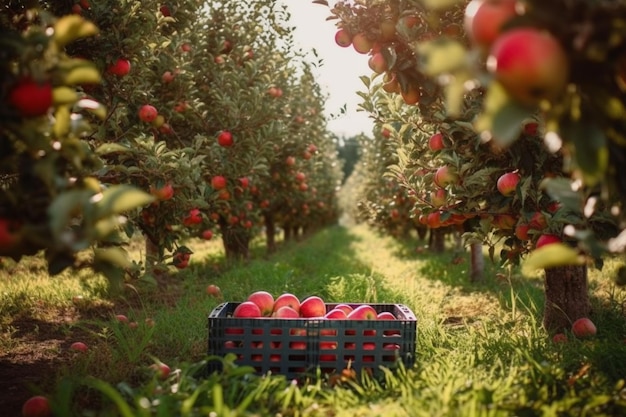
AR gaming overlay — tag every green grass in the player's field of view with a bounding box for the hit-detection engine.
[4,224,626,416]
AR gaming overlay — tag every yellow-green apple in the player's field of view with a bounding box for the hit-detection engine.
[22,395,51,417]
[434,166,458,188]
[272,293,300,315]
[334,28,352,47]
[497,171,520,196]
[347,305,377,320]
[274,306,300,318]
[233,301,261,318]
[493,214,516,230]
[70,341,88,352]
[300,296,326,318]
[107,58,131,76]
[352,32,372,54]
[217,130,233,147]
[535,234,561,248]
[139,104,158,122]
[464,0,518,49]
[487,28,569,106]
[428,132,445,151]
[430,189,447,207]
[247,291,274,316]
[211,175,227,190]
[571,317,596,339]
[9,79,52,117]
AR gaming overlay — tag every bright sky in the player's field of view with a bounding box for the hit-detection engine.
[279,0,376,138]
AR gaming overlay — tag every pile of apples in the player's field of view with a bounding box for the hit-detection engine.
[230,291,398,321]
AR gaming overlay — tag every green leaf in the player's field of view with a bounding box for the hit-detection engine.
[48,189,94,236]
[417,39,467,77]
[522,244,585,275]
[95,143,132,155]
[540,178,583,213]
[561,121,608,186]
[94,247,132,269]
[95,185,155,219]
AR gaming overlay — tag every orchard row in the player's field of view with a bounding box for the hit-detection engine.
[1,0,344,282]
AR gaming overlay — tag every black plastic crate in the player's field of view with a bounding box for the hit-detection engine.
[206,302,417,378]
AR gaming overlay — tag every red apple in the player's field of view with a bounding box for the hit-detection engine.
[115,314,128,323]
[183,208,202,226]
[239,177,250,189]
[571,317,597,339]
[22,395,51,417]
[181,43,192,52]
[285,156,296,166]
[488,28,569,106]
[401,85,421,105]
[201,229,214,240]
[493,214,516,230]
[428,132,445,151]
[514,223,531,240]
[107,58,131,76]
[347,305,377,320]
[274,306,300,318]
[496,171,520,196]
[247,291,274,316]
[206,284,221,297]
[211,175,227,190]
[70,341,88,352]
[368,52,387,74]
[138,104,158,123]
[9,79,52,117]
[552,333,568,343]
[233,301,261,318]
[434,166,458,188]
[464,0,518,49]
[430,188,447,207]
[352,33,372,54]
[300,296,326,318]
[217,130,233,147]
[535,234,561,248]
[529,211,547,230]
[295,172,306,182]
[334,304,353,315]
[377,311,396,320]
[150,362,171,379]
[150,182,174,200]
[161,71,175,84]
[334,29,352,47]
[272,293,300,314]
[324,308,348,319]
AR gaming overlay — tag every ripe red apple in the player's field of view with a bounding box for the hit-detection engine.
[347,305,377,320]
[160,4,171,16]
[247,290,274,316]
[368,52,387,74]
[434,166,458,188]
[285,156,296,166]
[381,127,392,138]
[334,28,352,47]
[430,188,447,207]
[514,223,531,240]
[535,234,561,248]
[299,296,326,318]
[233,301,262,318]
[529,211,547,230]
[274,305,300,318]
[70,341,88,352]
[150,182,174,200]
[272,293,300,314]
[107,58,131,76]
[172,252,190,269]
[427,211,442,229]
[9,79,52,117]
[218,190,231,201]
[552,333,568,343]
[428,132,445,151]
[138,104,158,123]
[237,177,249,189]
[571,317,597,339]
[324,308,348,319]
[352,33,372,54]
[115,314,128,323]
[201,229,213,240]
[22,395,51,417]
[334,304,353,315]
[464,0,518,49]
[523,121,539,136]
[488,28,569,106]
[217,130,234,147]
[161,71,175,84]
[401,85,421,105]
[298,183,308,192]
[377,311,396,320]
[181,43,191,52]
[183,208,202,226]
[206,284,221,297]
[295,172,306,182]
[150,362,171,379]
[497,172,521,196]
[211,175,227,190]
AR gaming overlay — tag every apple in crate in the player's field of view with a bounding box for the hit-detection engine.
[247,290,274,316]
[233,301,261,317]
[274,306,300,318]
[347,305,377,320]
[272,293,300,315]
[300,295,326,318]
[325,308,348,319]
[334,304,354,315]
[377,311,396,320]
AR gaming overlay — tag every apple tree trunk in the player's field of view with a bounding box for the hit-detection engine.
[469,242,484,283]
[543,265,591,333]
[264,211,276,254]
[218,218,250,261]
[429,228,446,253]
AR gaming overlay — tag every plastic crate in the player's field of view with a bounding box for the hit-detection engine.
[206,302,417,378]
